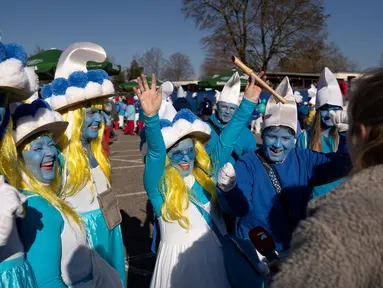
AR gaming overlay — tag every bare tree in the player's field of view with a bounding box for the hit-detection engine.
[183,0,328,71]
[380,52,383,67]
[162,53,195,81]
[135,47,166,77]
[29,45,45,56]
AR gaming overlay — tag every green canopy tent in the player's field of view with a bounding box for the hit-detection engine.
[120,79,163,92]
[198,70,249,91]
[27,49,122,81]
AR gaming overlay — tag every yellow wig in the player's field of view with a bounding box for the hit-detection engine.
[18,134,82,225]
[0,119,21,187]
[160,139,217,230]
[58,99,111,198]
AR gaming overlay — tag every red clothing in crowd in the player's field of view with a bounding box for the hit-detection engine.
[339,81,348,98]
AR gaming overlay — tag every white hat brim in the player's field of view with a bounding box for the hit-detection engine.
[0,86,33,103]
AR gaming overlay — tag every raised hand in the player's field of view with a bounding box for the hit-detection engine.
[329,110,348,132]
[218,162,237,192]
[133,74,162,117]
[244,71,266,103]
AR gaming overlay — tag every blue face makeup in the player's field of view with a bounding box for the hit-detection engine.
[217,101,238,124]
[167,138,195,177]
[22,135,58,184]
[82,107,102,141]
[319,105,341,127]
[261,127,295,163]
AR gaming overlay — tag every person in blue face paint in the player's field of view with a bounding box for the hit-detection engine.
[217,77,351,273]
[206,72,257,165]
[137,73,263,288]
[0,41,40,288]
[297,67,348,198]
[42,42,126,287]
[205,72,258,235]
[14,100,123,288]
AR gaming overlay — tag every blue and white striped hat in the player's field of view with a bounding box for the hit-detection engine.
[13,99,68,146]
[40,42,114,112]
[0,42,38,103]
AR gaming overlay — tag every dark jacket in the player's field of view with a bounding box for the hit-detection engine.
[173,98,192,112]
[271,164,383,288]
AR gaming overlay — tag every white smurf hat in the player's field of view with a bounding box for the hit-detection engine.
[177,86,186,98]
[0,42,39,103]
[216,72,241,106]
[140,108,211,160]
[262,77,297,135]
[41,42,114,112]
[316,67,343,109]
[13,99,68,146]
[161,81,174,100]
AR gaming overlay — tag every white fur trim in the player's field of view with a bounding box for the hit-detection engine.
[0,59,28,90]
[101,79,114,95]
[161,118,211,149]
[66,86,85,105]
[316,67,343,109]
[50,95,68,111]
[13,107,65,143]
[263,77,297,135]
[84,81,103,99]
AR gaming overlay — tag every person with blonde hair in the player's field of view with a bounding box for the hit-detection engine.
[14,100,123,287]
[297,68,347,198]
[271,68,383,287]
[41,42,126,286]
[137,73,262,288]
[0,41,39,287]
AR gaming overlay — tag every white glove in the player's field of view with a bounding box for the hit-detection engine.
[218,163,236,192]
[329,110,349,132]
[0,177,26,246]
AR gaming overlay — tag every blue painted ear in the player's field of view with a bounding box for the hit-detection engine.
[0,42,6,63]
[41,84,53,99]
[68,71,88,88]
[5,43,27,66]
[51,78,69,95]
[172,109,197,124]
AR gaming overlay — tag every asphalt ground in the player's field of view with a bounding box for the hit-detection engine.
[110,130,155,288]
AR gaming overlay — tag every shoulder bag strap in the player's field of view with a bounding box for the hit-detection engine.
[256,151,296,229]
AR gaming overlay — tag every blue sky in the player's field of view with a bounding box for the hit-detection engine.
[0,0,381,77]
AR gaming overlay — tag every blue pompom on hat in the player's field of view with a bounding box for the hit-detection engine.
[0,41,38,103]
[12,99,68,146]
[42,42,115,112]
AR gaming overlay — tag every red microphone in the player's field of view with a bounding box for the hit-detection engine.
[249,226,279,262]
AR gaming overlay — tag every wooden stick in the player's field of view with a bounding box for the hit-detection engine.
[232,56,286,104]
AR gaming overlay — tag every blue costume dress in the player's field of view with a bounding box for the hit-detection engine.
[297,128,347,198]
[144,99,256,288]
[20,190,124,288]
[218,136,351,252]
[64,164,126,287]
[205,112,256,165]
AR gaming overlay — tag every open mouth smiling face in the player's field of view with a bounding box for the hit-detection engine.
[261,126,295,163]
[22,135,58,184]
[167,138,196,178]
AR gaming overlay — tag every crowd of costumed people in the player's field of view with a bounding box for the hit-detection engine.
[1,39,383,288]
